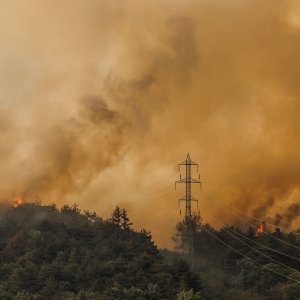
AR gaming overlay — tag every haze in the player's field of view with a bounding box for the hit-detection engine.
[1,0,300,247]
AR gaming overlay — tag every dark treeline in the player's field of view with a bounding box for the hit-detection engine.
[169,214,300,299]
[0,204,299,299]
[0,204,201,300]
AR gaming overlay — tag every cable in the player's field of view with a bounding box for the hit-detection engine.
[201,207,300,262]
[227,226,300,262]
[200,175,299,234]
[199,224,300,284]
[202,191,300,251]
[207,191,300,251]
[199,207,300,273]
[136,202,178,223]
[135,183,175,198]
[203,191,299,234]
[129,188,175,210]
[125,189,178,227]
[126,173,177,197]
[257,194,300,232]
[234,210,300,236]
[137,153,184,175]
[200,205,300,261]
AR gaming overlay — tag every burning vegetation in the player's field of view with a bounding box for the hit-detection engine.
[12,195,24,208]
[255,221,267,237]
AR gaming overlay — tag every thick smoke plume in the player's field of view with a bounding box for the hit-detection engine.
[0,0,300,246]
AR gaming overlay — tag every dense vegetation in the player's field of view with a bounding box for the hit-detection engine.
[170,214,300,299]
[0,204,201,299]
[0,203,299,299]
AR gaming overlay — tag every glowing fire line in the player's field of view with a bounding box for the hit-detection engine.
[255,221,266,237]
[12,196,24,208]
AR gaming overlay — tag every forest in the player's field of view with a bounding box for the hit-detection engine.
[0,203,200,299]
[171,214,300,299]
[0,203,299,299]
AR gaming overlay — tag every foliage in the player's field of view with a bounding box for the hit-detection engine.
[0,203,201,299]
[172,215,300,300]
[176,289,204,300]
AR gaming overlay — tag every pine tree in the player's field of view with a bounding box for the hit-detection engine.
[111,206,122,226]
[121,208,132,230]
[173,213,202,253]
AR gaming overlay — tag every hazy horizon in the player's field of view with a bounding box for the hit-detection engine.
[1,0,300,247]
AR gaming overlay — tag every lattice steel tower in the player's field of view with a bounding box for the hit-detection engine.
[175,153,201,263]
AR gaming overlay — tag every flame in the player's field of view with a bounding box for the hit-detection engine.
[255,221,266,237]
[12,195,24,208]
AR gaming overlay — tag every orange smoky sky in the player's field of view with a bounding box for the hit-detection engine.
[0,0,300,247]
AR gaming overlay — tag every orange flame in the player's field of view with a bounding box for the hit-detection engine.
[12,195,24,208]
[255,221,266,236]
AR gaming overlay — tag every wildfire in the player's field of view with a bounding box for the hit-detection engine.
[12,195,24,208]
[255,221,266,237]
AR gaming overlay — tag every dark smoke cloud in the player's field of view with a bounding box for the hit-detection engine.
[0,0,300,247]
[274,203,300,228]
[251,197,276,221]
[6,95,128,201]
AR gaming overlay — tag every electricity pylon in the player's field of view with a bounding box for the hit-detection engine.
[175,153,201,264]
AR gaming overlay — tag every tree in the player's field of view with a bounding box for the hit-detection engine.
[111,206,122,226]
[121,208,132,230]
[173,213,202,253]
[0,203,200,299]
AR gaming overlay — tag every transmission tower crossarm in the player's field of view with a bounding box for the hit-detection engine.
[190,179,201,183]
[179,153,198,166]
[178,197,198,203]
[176,178,201,184]
[175,179,201,191]
[179,161,198,166]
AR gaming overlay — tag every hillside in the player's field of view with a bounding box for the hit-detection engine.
[1,203,299,299]
[170,214,300,299]
[0,204,200,299]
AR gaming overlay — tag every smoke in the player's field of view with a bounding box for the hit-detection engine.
[0,0,300,246]
[252,197,276,221]
[27,95,128,198]
[274,203,300,228]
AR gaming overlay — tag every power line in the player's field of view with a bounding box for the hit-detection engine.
[201,206,300,262]
[232,208,300,236]
[137,153,185,174]
[127,172,177,197]
[199,203,300,261]
[227,226,300,263]
[199,224,300,284]
[129,188,175,210]
[202,174,299,234]
[221,228,300,273]
[126,189,178,228]
[209,195,300,236]
[205,191,300,251]
[202,191,300,251]
[199,207,300,273]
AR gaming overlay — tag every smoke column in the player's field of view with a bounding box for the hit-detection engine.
[0,0,300,246]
